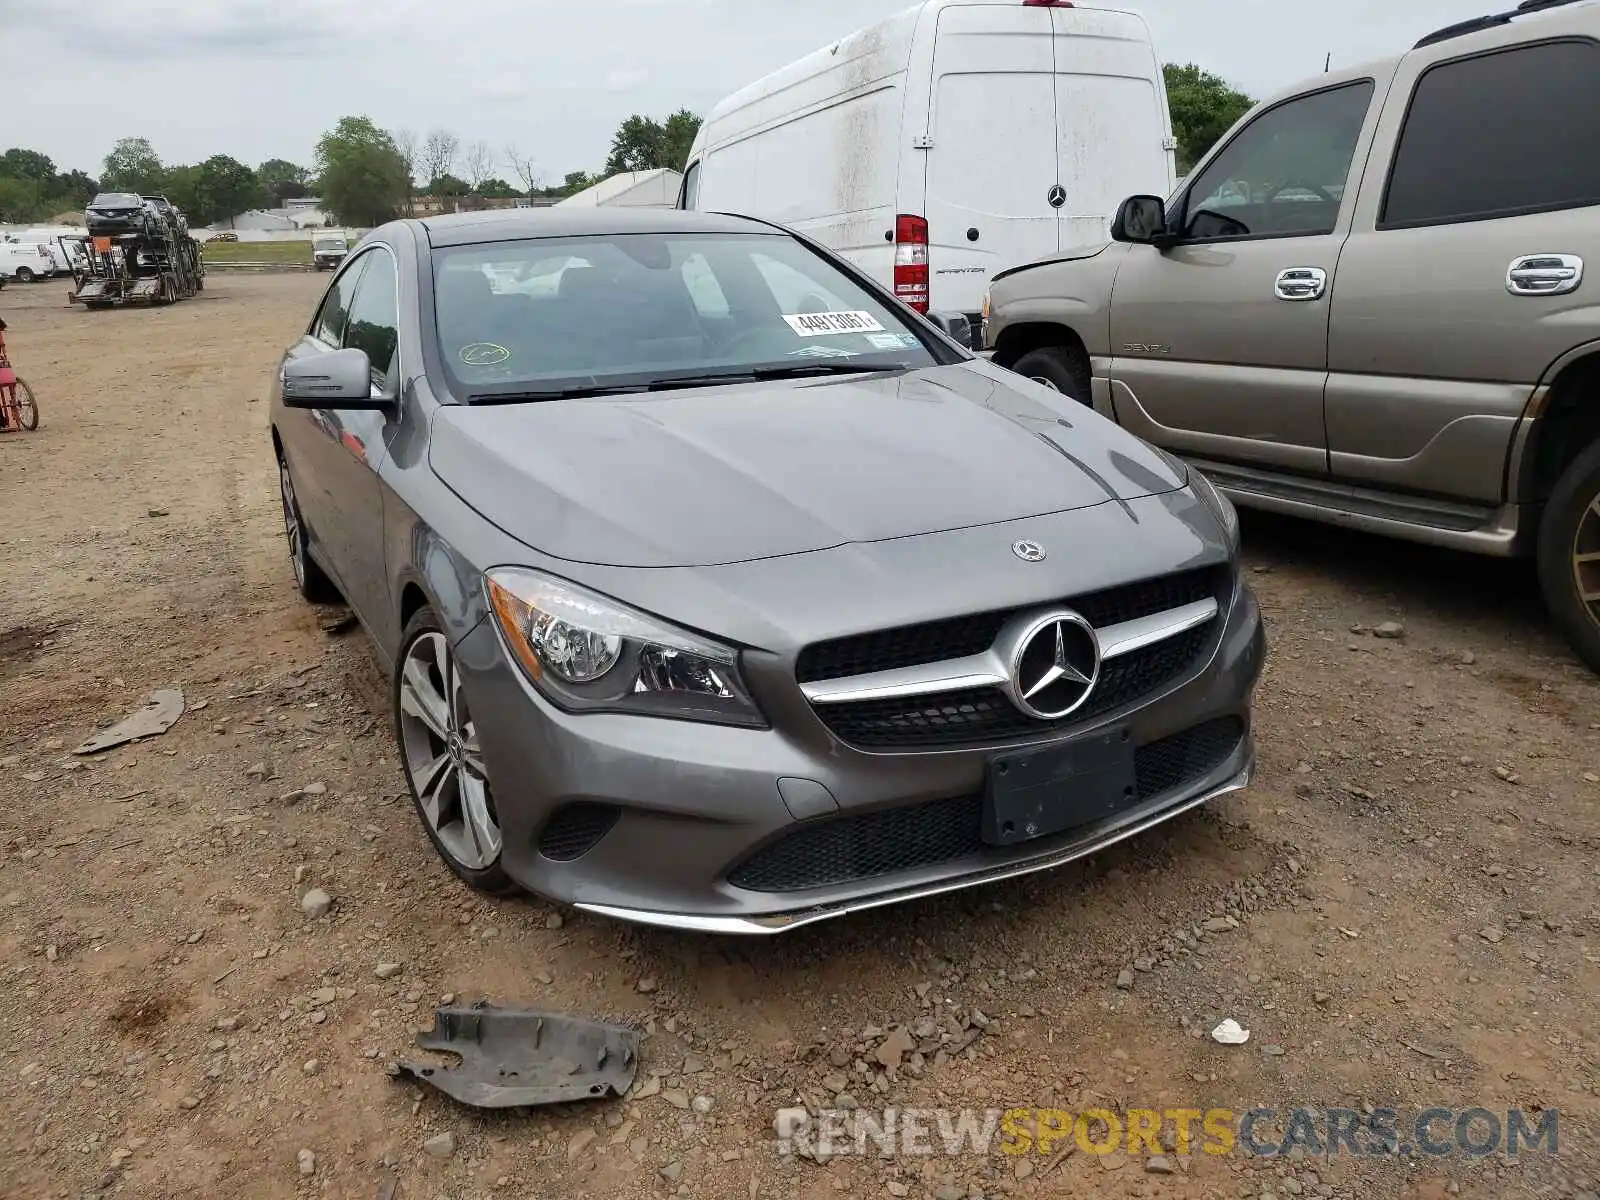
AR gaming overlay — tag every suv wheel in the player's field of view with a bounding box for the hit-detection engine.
[1011,346,1092,405]
[1537,438,1600,673]
[14,267,34,283]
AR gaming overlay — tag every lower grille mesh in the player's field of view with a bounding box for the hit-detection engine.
[727,717,1244,893]
[537,803,620,862]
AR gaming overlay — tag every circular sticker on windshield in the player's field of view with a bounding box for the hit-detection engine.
[460,342,510,366]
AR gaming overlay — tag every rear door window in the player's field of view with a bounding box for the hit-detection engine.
[1380,39,1600,229]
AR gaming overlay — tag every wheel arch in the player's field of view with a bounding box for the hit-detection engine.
[990,321,1091,372]
[1514,343,1600,505]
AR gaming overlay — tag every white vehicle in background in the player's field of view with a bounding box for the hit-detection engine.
[312,231,350,271]
[680,0,1176,342]
[12,227,81,274]
[0,240,57,282]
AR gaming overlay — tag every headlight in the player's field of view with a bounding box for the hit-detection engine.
[485,568,765,728]
[1188,468,1240,552]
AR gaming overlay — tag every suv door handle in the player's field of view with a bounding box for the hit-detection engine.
[1274,267,1327,302]
[1507,254,1583,297]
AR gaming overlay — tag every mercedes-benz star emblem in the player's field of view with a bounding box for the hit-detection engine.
[1007,612,1102,721]
[1047,185,1067,209]
[1012,540,1046,563]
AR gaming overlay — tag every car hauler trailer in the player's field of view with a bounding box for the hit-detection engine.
[65,202,204,309]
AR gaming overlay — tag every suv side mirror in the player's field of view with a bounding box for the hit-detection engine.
[282,348,387,408]
[1111,195,1171,245]
[925,310,973,348]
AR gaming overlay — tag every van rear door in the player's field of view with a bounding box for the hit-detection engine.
[922,3,1061,317]
[1051,5,1171,248]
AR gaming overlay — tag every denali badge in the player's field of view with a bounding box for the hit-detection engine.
[1012,540,1047,563]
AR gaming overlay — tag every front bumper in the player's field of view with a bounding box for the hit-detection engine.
[456,577,1266,934]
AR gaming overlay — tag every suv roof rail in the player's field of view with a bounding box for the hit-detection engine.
[1414,0,1587,48]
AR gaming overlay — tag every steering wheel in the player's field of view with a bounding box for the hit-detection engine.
[1265,179,1335,204]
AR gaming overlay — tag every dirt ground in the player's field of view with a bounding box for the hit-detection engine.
[2,272,1599,1200]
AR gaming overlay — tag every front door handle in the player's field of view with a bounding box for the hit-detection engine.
[1507,254,1583,297]
[1274,267,1327,302]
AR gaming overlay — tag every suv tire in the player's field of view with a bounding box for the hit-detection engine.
[1537,438,1600,673]
[1011,346,1092,405]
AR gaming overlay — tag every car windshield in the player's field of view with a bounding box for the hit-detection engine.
[430,231,939,399]
[314,236,346,250]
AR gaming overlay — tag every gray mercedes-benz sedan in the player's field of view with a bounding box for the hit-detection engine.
[269,208,1265,934]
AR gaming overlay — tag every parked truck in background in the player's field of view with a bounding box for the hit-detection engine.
[983,0,1600,671]
[679,0,1175,344]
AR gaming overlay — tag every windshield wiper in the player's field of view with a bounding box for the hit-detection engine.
[645,363,909,390]
[467,363,909,404]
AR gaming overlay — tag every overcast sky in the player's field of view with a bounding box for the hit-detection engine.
[11,0,1479,183]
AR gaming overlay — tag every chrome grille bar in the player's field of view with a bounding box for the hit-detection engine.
[799,597,1218,706]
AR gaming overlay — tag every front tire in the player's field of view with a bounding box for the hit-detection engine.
[1011,345,1092,405]
[1537,438,1600,674]
[395,610,518,895]
[15,267,34,284]
[277,455,340,604]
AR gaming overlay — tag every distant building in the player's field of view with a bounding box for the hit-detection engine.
[556,169,684,209]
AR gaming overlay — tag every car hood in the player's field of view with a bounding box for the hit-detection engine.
[428,365,1188,569]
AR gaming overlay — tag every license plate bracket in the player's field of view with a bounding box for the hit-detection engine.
[982,727,1136,848]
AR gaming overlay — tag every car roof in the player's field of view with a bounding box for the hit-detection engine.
[417,207,780,248]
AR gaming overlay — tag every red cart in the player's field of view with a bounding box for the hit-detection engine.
[0,319,39,432]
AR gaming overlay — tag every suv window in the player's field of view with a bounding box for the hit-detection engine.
[1181,81,1374,240]
[311,258,366,348]
[341,250,401,394]
[1381,39,1600,229]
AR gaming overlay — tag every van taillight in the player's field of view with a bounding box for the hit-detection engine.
[894,214,930,313]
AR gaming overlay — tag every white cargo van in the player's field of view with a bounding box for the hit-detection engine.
[0,240,57,282]
[680,0,1175,336]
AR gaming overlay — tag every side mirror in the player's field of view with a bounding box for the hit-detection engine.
[281,348,387,408]
[925,310,973,348]
[1111,195,1171,245]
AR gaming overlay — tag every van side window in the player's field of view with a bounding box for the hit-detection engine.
[1180,81,1374,241]
[1380,40,1600,230]
[680,161,701,212]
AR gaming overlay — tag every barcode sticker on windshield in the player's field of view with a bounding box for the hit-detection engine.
[783,311,887,337]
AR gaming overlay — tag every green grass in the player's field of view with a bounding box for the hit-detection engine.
[201,239,314,264]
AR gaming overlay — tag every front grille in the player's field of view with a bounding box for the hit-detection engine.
[814,623,1215,750]
[795,565,1226,684]
[727,717,1244,893]
[536,803,620,862]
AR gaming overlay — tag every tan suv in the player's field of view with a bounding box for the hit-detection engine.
[983,0,1600,671]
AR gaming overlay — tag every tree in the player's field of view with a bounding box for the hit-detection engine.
[662,110,702,172]
[391,129,419,214]
[462,140,494,191]
[476,177,519,199]
[257,157,310,207]
[1163,64,1255,174]
[561,170,599,196]
[195,155,265,225]
[315,116,410,227]
[604,115,666,175]
[503,144,542,196]
[428,173,470,197]
[102,137,165,193]
[420,130,459,190]
[54,170,99,206]
[161,164,204,222]
[0,148,57,186]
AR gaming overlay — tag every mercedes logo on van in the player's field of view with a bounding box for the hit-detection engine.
[1007,612,1102,720]
[1012,540,1047,563]
[1047,185,1067,209]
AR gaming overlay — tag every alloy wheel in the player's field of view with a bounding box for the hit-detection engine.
[1574,489,1600,631]
[397,631,502,871]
